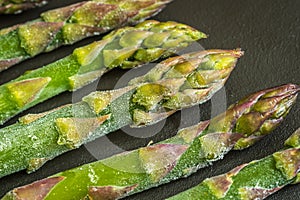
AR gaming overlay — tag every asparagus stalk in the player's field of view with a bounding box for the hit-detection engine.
[0,0,48,14]
[168,128,300,200]
[0,0,173,70]
[0,48,241,178]
[1,84,298,199]
[0,20,205,125]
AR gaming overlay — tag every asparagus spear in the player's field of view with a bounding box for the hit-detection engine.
[0,48,241,178]
[0,20,205,125]
[0,0,173,70]
[0,0,48,14]
[168,128,300,200]
[1,84,298,199]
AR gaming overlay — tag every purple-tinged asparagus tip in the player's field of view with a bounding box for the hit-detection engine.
[233,84,299,149]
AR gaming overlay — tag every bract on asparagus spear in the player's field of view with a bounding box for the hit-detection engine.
[168,128,300,200]
[0,0,47,14]
[1,84,298,199]
[0,48,242,178]
[0,20,205,125]
[0,0,173,70]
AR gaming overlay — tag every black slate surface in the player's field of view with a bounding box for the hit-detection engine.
[0,0,299,199]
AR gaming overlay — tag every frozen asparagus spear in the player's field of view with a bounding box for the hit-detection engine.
[168,128,300,200]
[1,84,298,199]
[0,49,242,178]
[0,0,48,14]
[0,0,173,70]
[0,20,205,125]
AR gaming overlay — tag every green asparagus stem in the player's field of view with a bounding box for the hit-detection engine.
[0,0,173,70]
[0,48,241,178]
[168,128,300,200]
[0,20,205,125]
[1,84,298,199]
[0,0,48,14]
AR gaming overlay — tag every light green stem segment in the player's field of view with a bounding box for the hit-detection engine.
[0,49,241,179]
[168,128,300,200]
[1,84,298,199]
[0,0,173,70]
[0,0,47,14]
[0,20,205,125]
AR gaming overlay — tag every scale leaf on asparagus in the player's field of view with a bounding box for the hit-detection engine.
[1,84,298,199]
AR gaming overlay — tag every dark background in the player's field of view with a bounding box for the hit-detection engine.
[0,0,299,199]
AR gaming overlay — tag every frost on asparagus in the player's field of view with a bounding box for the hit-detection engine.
[168,128,300,200]
[0,0,174,70]
[1,84,298,199]
[0,20,205,125]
